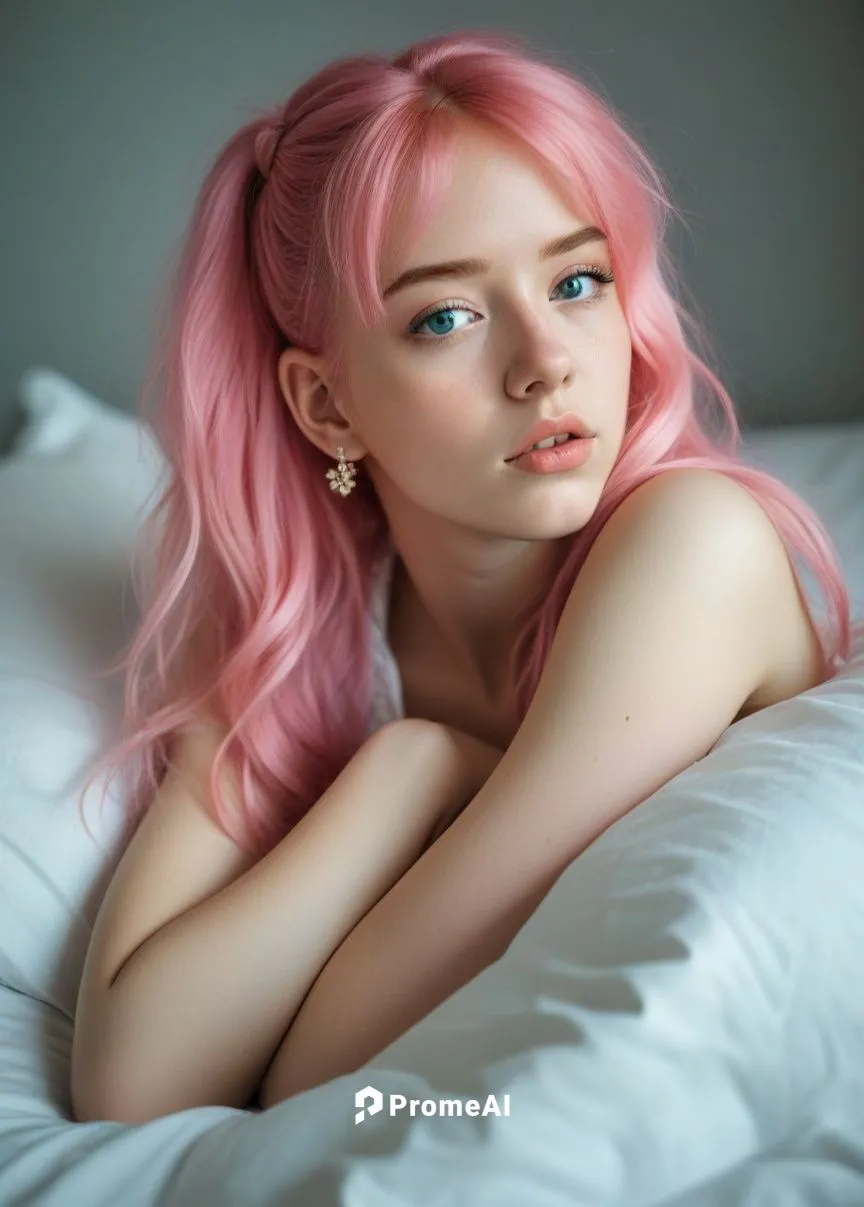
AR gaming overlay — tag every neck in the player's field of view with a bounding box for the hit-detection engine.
[386,535,565,708]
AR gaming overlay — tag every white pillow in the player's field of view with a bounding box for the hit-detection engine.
[0,368,167,1018]
[0,367,167,681]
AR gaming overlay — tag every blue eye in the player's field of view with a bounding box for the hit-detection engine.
[407,266,615,344]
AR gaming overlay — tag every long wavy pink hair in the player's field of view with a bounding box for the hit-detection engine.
[77,29,852,858]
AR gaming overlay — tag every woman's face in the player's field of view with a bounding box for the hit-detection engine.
[334,124,632,542]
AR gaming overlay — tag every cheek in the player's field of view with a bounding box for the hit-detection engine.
[400,396,471,452]
[377,352,470,435]
[365,379,468,455]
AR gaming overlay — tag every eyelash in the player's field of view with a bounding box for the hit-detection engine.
[406,265,616,345]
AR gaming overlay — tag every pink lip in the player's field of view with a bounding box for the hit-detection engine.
[506,435,596,474]
[506,411,594,460]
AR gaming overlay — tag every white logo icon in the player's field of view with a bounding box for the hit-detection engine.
[354,1084,384,1125]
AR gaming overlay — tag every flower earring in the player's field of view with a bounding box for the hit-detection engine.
[325,445,357,497]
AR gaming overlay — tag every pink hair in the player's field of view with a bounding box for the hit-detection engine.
[77,29,852,857]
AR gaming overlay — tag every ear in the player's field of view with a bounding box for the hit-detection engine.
[276,346,365,459]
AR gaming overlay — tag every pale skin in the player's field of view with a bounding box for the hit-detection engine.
[257,468,825,1105]
[70,121,826,1122]
[260,123,827,1105]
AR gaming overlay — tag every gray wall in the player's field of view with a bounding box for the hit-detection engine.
[1,0,862,454]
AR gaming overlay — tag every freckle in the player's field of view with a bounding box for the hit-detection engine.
[625,715,630,721]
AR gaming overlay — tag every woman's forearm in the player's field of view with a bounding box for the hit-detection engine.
[258,800,552,1105]
[259,729,564,1104]
[259,728,509,1106]
[73,721,463,1122]
[259,861,511,1103]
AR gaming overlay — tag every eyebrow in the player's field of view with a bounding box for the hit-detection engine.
[382,225,607,300]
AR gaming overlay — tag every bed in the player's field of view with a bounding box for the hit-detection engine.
[1,368,862,1206]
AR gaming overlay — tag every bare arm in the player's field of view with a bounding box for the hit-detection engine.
[71,718,496,1124]
[259,470,788,1103]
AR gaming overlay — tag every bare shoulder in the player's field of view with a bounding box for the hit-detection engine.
[605,467,826,712]
[607,465,778,538]
[410,468,829,907]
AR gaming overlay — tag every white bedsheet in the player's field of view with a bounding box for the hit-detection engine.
[1,371,862,1206]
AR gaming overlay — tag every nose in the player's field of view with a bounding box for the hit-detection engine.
[505,331,574,402]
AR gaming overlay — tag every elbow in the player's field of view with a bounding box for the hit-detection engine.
[70,1050,161,1126]
[70,1002,262,1124]
[71,1092,148,1127]
[73,1073,261,1126]
[70,1013,114,1123]
[70,1074,140,1126]
[71,1058,211,1126]
[70,1005,177,1125]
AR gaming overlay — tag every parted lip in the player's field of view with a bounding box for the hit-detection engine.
[505,412,595,460]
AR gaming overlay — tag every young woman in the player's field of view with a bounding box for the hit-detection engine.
[70,29,851,1125]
